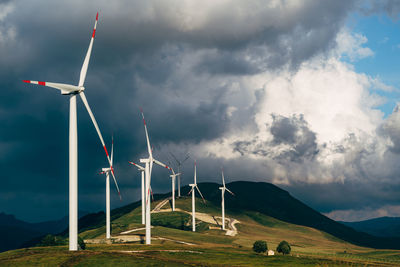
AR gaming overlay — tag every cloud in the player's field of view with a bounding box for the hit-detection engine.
[1,0,400,222]
[360,0,400,20]
[232,114,319,163]
[382,104,400,153]
[335,29,374,61]
[324,205,400,222]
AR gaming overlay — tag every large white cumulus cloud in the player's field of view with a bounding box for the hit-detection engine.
[167,29,393,186]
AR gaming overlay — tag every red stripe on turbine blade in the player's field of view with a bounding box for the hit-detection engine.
[92,29,96,38]
[38,81,46,86]
[96,12,99,21]
[22,80,31,83]
[111,166,115,175]
[104,145,109,157]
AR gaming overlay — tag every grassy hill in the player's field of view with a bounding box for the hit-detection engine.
[2,181,400,266]
[2,196,400,266]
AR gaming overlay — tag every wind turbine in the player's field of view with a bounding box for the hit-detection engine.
[139,109,172,244]
[169,168,180,211]
[188,160,205,232]
[164,157,179,211]
[170,152,190,197]
[99,136,120,239]
[219,168,234,231]
[23,13,119,251]
[128,161,145,225]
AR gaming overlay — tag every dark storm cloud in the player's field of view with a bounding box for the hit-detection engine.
[270,114,319,162]
[233,114,319,163]
[1,0,395,222]
[194,51,260,76]
[282,179,400,214]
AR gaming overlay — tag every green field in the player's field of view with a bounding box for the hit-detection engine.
[1,197,400,266]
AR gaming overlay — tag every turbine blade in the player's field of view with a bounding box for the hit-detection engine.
[128,161,145,171]
[196,185,206,203]
[221,168,225,187]
[79,92,106,152]
[150,186,154,201]
[182,153,190,163]
[78,12,98,87]
[111,134,114,166]
[140,109,153,160]
[79,92,121,200]
[23,80,80,95]
[169,152,180,165]
[154,159,171,171]
[188,187,194,195]
[149,160,153,184]
[194,160,197,184]
[110,169,121,201]
[226,188,235,196]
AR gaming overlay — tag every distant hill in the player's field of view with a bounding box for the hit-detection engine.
[340,217,400,238]
[0,211,88,252]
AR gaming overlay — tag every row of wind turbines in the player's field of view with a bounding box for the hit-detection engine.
[23,13,234,250]
[128,113,235,244]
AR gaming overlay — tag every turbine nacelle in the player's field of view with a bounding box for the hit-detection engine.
[65,86,85,95]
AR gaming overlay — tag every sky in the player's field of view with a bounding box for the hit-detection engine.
[2,0,400,223]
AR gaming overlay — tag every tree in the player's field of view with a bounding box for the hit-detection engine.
[38,234,66,247]
[277,240,291,255]
[78,236,86,250]
[253,240,268,253]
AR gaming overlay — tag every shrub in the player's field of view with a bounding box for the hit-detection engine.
[252,240,268,253]
[38,234,66,247]
[276,240,291,255]
[78,236,86,250]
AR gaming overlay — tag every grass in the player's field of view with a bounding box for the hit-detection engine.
[3,197,400,266]
[2,244,399,266]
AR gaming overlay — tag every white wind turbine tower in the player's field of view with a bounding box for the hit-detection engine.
[219,168,234,231]
[169,152,190,198]
[99,136,120,239]
[169,168,180,211]
[23,13,120,251]
[189,160,205,232]
[164,157,179,211]
[128,161,145,225]
[139,109,172,244]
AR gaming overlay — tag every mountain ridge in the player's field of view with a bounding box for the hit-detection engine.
[340,216,400,238]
